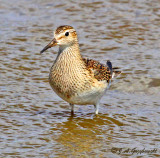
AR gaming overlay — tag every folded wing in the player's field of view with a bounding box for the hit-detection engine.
[83,58,121,83]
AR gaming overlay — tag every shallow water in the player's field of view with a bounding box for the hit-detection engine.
[0,0,160,157]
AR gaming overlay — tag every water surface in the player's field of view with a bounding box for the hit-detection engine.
[0,0,160,157]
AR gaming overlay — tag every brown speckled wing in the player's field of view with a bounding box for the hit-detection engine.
[83,58,121,83]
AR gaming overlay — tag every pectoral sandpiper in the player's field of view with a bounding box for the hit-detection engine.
[40,25,121,115]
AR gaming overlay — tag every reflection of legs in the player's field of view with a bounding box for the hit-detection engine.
[70,103,74,115]
[94,103,99,115]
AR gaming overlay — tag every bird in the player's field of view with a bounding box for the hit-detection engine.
[40,25,121,115]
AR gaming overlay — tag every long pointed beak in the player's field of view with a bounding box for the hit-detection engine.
[40,38,57,54]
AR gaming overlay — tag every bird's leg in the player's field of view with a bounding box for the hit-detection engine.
[70,103,74,115]
[94,103,99,115]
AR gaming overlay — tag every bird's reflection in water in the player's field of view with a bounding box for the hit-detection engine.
[49,112,124,157]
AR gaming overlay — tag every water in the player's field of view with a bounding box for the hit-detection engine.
[0,0,160,157]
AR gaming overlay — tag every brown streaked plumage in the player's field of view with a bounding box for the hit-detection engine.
[83,58,112,82]
[40,25,121,115]
[55,25,74,35]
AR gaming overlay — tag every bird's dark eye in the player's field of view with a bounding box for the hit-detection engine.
[65,32,69,36]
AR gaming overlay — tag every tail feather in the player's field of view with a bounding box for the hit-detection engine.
[112,70,121,78]
[107,60,113,73]
[107,60,121,79]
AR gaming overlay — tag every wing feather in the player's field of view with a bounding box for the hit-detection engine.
[83,58,121,83]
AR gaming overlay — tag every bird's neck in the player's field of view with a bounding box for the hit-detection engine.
[55,42,82,63]
[51,42,86,76]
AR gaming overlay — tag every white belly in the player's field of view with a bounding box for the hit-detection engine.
[68,82,108,105]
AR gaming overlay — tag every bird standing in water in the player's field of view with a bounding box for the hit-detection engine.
[40,25,121,115]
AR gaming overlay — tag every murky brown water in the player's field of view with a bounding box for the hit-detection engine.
[0,0,160,157]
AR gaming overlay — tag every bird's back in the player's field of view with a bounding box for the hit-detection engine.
[83,58,121,82]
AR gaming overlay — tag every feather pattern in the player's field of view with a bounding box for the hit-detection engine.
[83,58,121,83]
[40,25,122,114]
